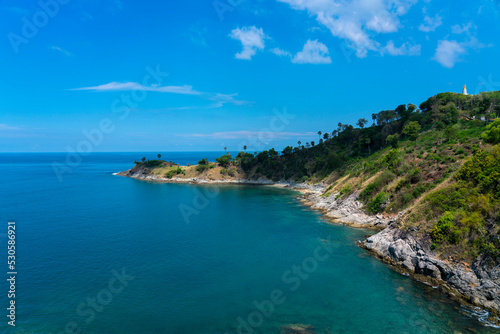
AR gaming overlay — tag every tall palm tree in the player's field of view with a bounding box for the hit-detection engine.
[243,145,247,151]
[317,131,322,142]
[157,154,161,160]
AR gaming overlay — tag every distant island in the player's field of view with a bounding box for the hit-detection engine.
[119,90,500,322]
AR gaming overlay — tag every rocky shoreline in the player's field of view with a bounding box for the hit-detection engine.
[299,185,500,324]
[117,167,500,325]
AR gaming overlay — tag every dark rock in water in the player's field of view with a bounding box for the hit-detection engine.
[280,324,316,334]
[362,225,500,315]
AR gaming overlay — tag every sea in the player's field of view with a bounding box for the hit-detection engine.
[1,152,499,334]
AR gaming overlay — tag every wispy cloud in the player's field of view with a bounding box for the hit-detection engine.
[71,82,201,95]
[271,48,292,58]
[0,124,39,138]
[229,26,267,60]
[382,41,421,56]
[419,14,443,32]
[292,40,332,64]
[50,46,73,56]
[208,93,250,108]
[0,124,21,131]
[177,131,316,140]
[71,82,250,108]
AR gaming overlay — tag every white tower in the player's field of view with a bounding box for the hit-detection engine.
[462,84,468,95]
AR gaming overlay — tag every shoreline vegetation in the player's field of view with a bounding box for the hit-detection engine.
[118,91,500,326]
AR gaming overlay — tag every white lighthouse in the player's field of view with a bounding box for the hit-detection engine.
[462,84,468,95]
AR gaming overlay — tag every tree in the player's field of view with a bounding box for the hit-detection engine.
[318,131,322,142]
[142,157,146,162]
[306,142,311,148]
[311,141,315,147]
[243,145,247,151]
[216,154,232,167]
[357,118,368,128]
[297,141,301,148]
[372,113,377,125]
[323,133,330,140]
[224,147,227,153]
[157,154,161,159]
[403,121,421,140]
[386,134,400,149]
[482,119,500,144]
[282,146,293,155]
[365,138,371,154]
[444,125,458,141]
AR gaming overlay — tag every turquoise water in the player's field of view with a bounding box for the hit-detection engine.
[1,152,499,334]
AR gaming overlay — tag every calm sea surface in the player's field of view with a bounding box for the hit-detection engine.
[1,152,499,333]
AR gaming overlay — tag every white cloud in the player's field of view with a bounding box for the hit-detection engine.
[271,47,292,58]
[292,40,332,64]
[229,26,266,60]
[208,93,250,108]
[72,82,201,95]
[71,82,249,108]
[418,14,442,32]
[433,40,466,68]
[451,22,474,35]
[277,0,418,57]
[50,46,73,56]
[433,22,486,68]
[383,41,421,56]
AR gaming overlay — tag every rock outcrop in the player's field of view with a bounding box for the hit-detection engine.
[299,191,391,229]
[363,224,500,316]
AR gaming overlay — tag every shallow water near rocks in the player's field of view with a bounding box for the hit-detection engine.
[1,152,499,334]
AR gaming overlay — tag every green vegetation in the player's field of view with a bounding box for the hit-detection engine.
[165,167,185,178]
[409,146,500,263]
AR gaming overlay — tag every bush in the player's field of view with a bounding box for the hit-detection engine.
[481,119,500,144]
[165,167,184,179]
[367,192,390,213]
[430,212,467,244]
[216,154,232,167]
[143,160,163,168]
[196,164,210,172]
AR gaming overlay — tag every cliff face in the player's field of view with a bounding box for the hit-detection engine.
[363,224,500,315]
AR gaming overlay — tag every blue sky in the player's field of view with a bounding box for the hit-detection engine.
[1,0,500,152]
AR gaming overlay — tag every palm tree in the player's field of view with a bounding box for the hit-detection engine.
[297,141,301,149]
[323,133,330,140]
[224,147,227,154]
[141,157,146,162]
[317,131,322,142]
[157,154,161,160]
[243,145,247,151]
